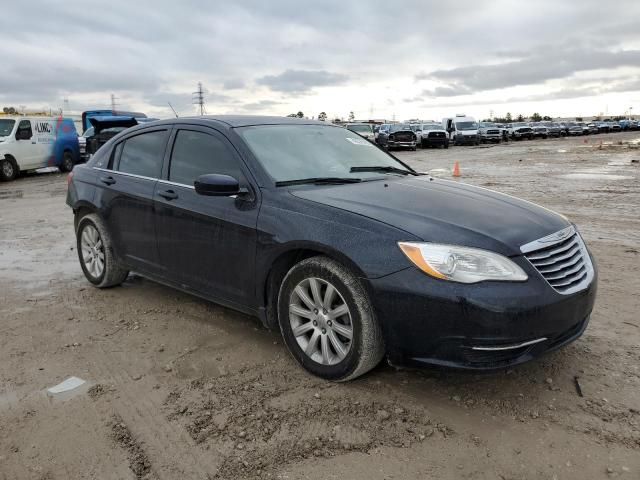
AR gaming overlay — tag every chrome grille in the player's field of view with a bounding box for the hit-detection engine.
[428,132,446,138]
[487,129,500,134]
[521,226,594,295]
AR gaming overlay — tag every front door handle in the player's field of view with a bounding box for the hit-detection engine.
[158,189,178,201]
[99,175,116,185]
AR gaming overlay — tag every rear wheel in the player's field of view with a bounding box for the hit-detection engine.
[60,151,74,172]
[0,158,18,182]
[76,214,129,288]
[278,256,384,381]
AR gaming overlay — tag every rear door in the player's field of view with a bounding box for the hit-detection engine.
[93,127,170,273]
[153,126,259,307]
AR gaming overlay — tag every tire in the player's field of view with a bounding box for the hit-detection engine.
[277,256,384,381]
[60,151,74,172]
[76,213,129,288]
[444,142,449,149]
[0,157,19,182]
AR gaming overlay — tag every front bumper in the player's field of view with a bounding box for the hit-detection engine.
[455,135,479,144]
[388,140,416,148]
[368,256,597,370]
[423,136,448,146]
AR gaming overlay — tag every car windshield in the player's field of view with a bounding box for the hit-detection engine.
[389,124,411,133]
[423,123,440,129]
[455,121,477,130]
[0,119,16,136]
[347,125,372,133]
[513,123,528,127]
[239,124,412,183]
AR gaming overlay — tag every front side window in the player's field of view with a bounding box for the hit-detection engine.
[169,130,241,186]
[117,130,168,178]
[16,120,32,139]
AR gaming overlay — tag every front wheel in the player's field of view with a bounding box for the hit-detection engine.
[76,214,129,288]
[0,158,18,182]
[278,256,384,381]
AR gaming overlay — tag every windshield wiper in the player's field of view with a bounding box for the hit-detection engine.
[275,177,362,187]
[349,165,419,176]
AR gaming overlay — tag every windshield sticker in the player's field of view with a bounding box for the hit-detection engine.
[346,137,374,146]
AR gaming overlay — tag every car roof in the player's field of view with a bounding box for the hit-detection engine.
[181,115,331,128]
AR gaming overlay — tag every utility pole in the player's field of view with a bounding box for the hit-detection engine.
[192,82,206,116]
[110,94,118,114]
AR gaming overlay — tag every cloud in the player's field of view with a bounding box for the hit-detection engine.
[416,46,640,95]
[238,100,284,112]
[223,79,246,90]
[256,69,348,94]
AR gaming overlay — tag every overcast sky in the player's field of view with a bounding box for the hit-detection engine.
[2,0,639,121]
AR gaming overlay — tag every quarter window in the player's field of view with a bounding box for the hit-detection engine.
[169,130,241,186]
[117,130,168,178]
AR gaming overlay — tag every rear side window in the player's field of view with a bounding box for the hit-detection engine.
[169,130,241,186]
[117,130,168,178]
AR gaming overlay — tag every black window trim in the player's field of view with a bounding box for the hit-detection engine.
[107,126,170,179]
[163,125,251,190]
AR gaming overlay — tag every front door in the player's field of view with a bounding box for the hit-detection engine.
[153,126,259,308]
[13,120,38,169]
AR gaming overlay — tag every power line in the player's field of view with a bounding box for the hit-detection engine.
[192,82,206,116]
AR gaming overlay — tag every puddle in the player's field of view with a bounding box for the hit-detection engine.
[559,173,633,181]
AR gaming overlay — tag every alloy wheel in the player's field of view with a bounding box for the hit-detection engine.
[1,160,14,178]
[80,224,105,278]
[289,277,353,365]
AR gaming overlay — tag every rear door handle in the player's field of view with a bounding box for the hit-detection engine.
[99,175,116,185]
[158,189,178,201]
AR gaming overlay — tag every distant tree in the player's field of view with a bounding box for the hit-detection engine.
[593,116,601,121]
[348,111,355,122]
[576,117,583,121]
[531,113,542,122]
[516,114,524,122]
[296,111,304,118]
[3,106,17,114]
[542,115,552,121]
[332,118,342,124]
[318,112,327,121]
[505,112,512,123]
[287,113,297,117]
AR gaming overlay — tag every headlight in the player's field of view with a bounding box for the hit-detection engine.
[398,242,528,283]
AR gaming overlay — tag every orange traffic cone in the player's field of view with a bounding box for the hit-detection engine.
[452,161,461,177]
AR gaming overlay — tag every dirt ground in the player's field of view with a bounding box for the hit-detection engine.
[1,132,639,480]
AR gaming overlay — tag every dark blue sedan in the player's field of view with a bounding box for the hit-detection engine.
[66,116,597,380]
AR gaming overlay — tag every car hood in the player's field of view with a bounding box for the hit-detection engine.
[290,176,569,256]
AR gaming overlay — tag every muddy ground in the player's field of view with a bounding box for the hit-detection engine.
[0,132,639,480]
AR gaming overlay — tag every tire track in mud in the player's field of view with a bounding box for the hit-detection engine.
[83,335,221,479]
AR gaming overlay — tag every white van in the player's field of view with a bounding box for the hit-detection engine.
[442,114,480,146]
[0,116,80,181]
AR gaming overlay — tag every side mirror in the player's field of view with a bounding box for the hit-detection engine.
[194,174,245,197]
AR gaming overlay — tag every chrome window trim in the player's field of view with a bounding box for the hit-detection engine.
[94,167,157,182]
[157,179,195,190]
[94,167,196,190]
